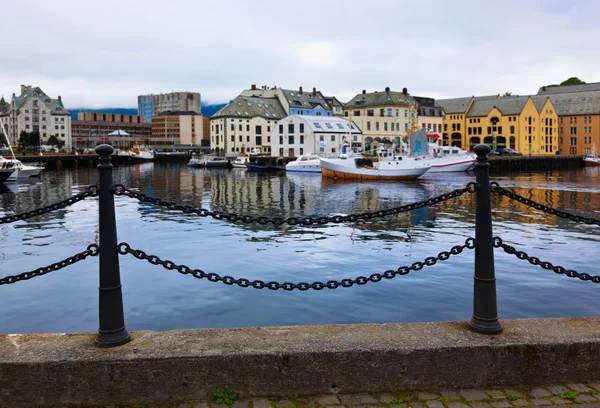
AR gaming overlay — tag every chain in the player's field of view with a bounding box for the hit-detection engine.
[0,244,99,285]
[491,182,600,226]
[117,238,476,290]
[493,237,600,283]
[0,185,98,224]
[114,182,478,226]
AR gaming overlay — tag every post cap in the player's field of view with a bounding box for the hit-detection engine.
[95,144,114,157]
[473,144,491,157]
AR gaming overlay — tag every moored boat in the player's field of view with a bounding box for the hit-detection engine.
[425,144,476,173]
[584,144,600,166]
[203,156,230,168]
[126,146,154,161]
[232,156,249,168]
[286,154,321,173]
[245,158,286,172]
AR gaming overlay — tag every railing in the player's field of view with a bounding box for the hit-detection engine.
[0,144,598,347]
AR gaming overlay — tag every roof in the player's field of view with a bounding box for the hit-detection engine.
[12,86,70,115]
[323,96,344,108]
[286,115,361,133]
[345,89,415,108]
[467,96,530,117]
[280,89,331,111]
[437,97,472,114]
[212,95,286,119]
[537,83,600,95]
[413,96,443,117]
[530,95,551,113]
[544,90,600,115]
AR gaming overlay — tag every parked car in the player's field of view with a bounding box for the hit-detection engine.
[496,148,522,156]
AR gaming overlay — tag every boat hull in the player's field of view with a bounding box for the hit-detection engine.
[245,163,285,172]
[0,170,13,184]
[428,159,476,173]
[584,158,600,166]
[320,158,430,180]
[232,163,247,168]
[204,161,230,168]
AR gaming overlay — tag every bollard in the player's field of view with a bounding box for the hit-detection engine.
[94,144,131,347]
[469,144,503,334]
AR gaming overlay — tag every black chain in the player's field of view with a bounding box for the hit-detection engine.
[0,185,98,224]
[491,182,600,226]
[493,237,600,283]
[0,244,99,285]
[117,238,476,290]
[114,182,478,226]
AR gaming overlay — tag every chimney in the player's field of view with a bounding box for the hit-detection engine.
[251,84,257,90]
[385,87,390,92]
[542,86,547,92]
[313,87,316,96]
[299,86,303,95]
[20,85,27,94]
[402,87,408,95]
[362,90,366,94]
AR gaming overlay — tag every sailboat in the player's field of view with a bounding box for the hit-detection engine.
[584,143,600,166]
[0,122,44,181]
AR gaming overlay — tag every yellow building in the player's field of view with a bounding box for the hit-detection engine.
[151,112,205,146]
[438,95,558,154]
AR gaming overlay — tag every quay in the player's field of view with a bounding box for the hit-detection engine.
[15,152,190,168]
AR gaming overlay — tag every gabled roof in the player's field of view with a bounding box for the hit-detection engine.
[287,115,361,133]
[545,90,600,115]
[212,95,286,119]
[13,86,70,115]
[530,95,552,113]
[345,89,415,108]
[537,82,600,95]
[280,89,331,111]
[436,97,473,114]
[467,96,529,117]
[323,95,344,108]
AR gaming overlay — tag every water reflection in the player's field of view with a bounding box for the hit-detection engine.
[0,163,599,334]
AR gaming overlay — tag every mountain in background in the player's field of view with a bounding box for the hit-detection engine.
[70,103,226,120]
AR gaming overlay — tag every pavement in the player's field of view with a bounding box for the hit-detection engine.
[106,382,600,408]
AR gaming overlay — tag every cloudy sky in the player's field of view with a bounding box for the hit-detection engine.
[2,0,598,109]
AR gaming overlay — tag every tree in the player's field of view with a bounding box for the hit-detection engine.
[47,135,65,150]
[560,77,585,86]
[503,91,512,96]
[18,131,40,153]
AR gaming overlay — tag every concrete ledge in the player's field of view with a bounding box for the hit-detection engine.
[1,317,600,407]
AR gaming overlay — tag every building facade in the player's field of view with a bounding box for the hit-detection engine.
[0,85,72,150]
[270,115,362,157]
[438,95,558,154]
[210,95,286,155]
[343,87,415,152]
[537,83,600,155]
[414,96,444,135]
[324,96,345,116]
[137,92,201,124]
[71,112,151,149]
[151,112,206,147]
[240,85,333,116]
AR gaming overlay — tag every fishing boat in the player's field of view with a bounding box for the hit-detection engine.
[285,154,321,173]
[320,142,430,180]
[425,144,476,173]
[584,144,600,166]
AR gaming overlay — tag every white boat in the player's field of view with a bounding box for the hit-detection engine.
[286,154,321,173]
[320,143,430,181]
[188,155,230,168]
[584,143,600,166]
[6,159,44,181]
[232,156,249,168]
[0,157,16,184]
[126,146,154,161]
[425,144,476,173]
[188,156,203,168]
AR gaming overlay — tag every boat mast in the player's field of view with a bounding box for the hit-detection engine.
[0,122,17,161]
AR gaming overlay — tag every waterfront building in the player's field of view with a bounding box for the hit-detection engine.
[240,85,333,116]
[137,92,201,124]
[270,115,362,157]
[71,112,151,149]
[0,85,72,150]
[151,111,208,147]
[438,95,558,154]
[537,83,600,155]
[323,96,345,116]
[343,87,415,152]
[413,96,444,136]
[210,95,286,155]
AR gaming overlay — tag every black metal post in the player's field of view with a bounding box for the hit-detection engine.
[94,144,131,347]
[469,144,503,334]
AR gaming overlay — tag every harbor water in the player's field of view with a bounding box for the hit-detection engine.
[0,163,599,334]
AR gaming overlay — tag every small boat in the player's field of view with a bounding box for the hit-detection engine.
[232,156,249,168]
[320,143,430,180]
[125,146,154,161]
[0,158,16,184]
[425,144,476,173]
[245,158,286,172]
[203,156,230,168]
[286,154,321,173]
[188,156,203,168]
[1,156,43,182]
[584,144,600,166]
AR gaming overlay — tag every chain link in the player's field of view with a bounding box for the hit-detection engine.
[0,185,98,224]
[114,182,478,226]
[117,238,476,290]
[0,244,99,285]
[491,182,600,226]
[493,237,600,283]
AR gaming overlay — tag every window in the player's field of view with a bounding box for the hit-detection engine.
[246,125,250,131]
[247,136,250,142]
[231,124,234,131]
[61,118,64,122]
[384,123,388,131]
[367,110,374,117]
[331,148,336,153]
[396,123,400,131]
[280,148,284,156]
[387,108,392,117]
[300,135,304,144]
[331,135,335,141]
[25,125,30,129]
[336,123,344,129]
[55,125,58,130]
[267,136,271,143]
[231,135,235,142]
[319,135,324,141]
[299,148,304,155]
[279,136,283,144]
[405,123,408,131]
[570,137,577,146]
[256,136,262,145]
[379,109,384,117]
[315,123,322,129]
[61,126,64,129]
[367,121,371,131]
[289,135,295,144]
[256,125,262,135]
[239,135,243,142]
[239,124,242,131]
[279,124,283,134]
[326,123,333,129]
[404,110,408,118]
[299,123,304,133]
[570,127,576,135]
[288,123,294,133]
[354,111,361,116]
[376,122,380,131]
[396,109,399,117]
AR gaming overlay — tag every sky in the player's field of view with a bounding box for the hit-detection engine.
[1,0,599,109]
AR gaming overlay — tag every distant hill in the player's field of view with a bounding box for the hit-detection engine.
[70,103,226,120]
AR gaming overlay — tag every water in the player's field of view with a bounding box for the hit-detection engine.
[0,163,599,334]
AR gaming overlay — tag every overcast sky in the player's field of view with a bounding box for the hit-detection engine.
[1,0,598,109]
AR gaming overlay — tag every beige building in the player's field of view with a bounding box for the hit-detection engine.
[151,112,206,146]
[210,95,286,155]
[138,91,201,123]
[343,87,415,152]
[414,96,444,136]
[0,85,72,150]
[71,112,150,149]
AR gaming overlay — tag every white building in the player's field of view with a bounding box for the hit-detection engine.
[270,115,362,157]
[0,85,72,150]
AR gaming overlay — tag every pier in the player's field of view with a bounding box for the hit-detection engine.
[0,145,598,407]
